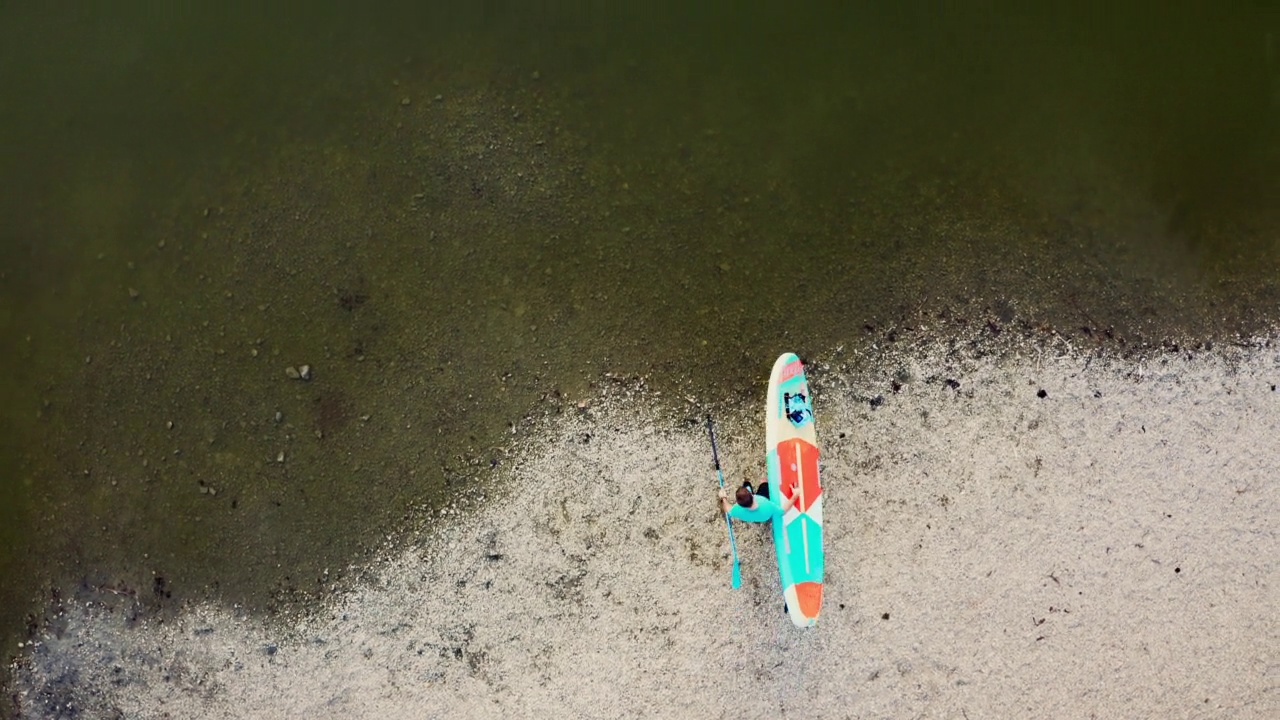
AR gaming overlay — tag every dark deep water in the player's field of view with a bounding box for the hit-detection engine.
[2,1,1278,701]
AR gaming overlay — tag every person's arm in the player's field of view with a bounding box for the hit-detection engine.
[779,482,800,513]
[718,488,733,515]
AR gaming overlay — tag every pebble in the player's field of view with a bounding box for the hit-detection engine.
[400,97,411,106]
[286,367,301,380]
[128,288,140,299]
[299,365,312,380]
[277,451,286,463]
[274,411,283,423]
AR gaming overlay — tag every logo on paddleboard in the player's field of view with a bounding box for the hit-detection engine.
[779,359,804,383]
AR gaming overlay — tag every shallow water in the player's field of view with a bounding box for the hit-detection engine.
[2,1,1279,709]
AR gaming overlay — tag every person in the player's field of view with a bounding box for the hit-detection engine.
[718,477,798,522]
[719,478,803,615]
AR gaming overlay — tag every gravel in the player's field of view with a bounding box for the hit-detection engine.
[10,332,1279,719]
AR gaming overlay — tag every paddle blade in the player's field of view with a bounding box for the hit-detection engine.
[731,561,742,589]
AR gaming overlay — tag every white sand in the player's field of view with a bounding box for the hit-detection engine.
[11,334,1280,719]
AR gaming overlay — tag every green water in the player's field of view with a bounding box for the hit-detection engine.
[2,1,1278,697]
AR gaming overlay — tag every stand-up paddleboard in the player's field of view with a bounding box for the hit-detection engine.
[766,352,824,627]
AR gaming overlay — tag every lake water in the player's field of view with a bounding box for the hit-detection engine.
[2,1,1278,709]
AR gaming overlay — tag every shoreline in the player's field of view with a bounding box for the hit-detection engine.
[9,331,1278,718]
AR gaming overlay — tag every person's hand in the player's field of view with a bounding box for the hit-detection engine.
[717,488,728,500]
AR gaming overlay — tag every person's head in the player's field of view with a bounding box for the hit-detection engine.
[735,487,753,507]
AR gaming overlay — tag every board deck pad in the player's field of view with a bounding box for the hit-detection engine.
[765,353,824,627]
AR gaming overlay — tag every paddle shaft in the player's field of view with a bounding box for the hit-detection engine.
[706,414,742,588]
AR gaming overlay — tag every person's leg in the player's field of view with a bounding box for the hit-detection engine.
[741,480,754,494]
[756,480,770,500]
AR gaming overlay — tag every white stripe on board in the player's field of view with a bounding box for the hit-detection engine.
[796,443,810,574]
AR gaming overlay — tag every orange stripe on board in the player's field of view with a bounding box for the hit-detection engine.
[778,438,820,512]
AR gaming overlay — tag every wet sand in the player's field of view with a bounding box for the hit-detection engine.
[11,331,1278,718]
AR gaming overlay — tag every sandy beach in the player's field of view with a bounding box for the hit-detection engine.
[11,331,1277,718]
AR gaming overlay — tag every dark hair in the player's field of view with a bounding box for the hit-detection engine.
[735,487,753,507]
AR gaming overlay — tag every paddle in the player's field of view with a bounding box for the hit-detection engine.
[706,414,742,589]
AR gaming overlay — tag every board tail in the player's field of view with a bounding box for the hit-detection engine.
[784,582,822,627]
